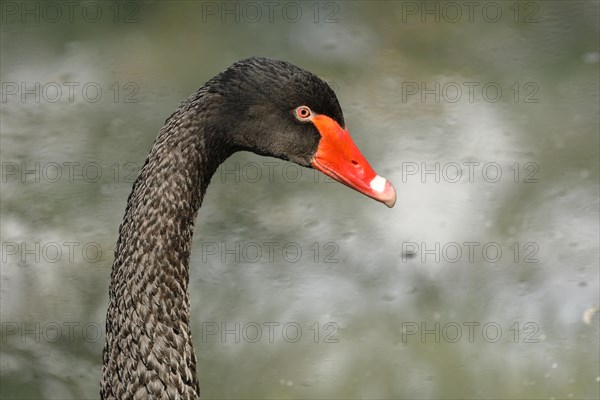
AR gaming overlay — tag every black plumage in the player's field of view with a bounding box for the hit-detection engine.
[101,58,346,399]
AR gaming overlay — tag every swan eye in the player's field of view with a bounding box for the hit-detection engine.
[294,106,312,121]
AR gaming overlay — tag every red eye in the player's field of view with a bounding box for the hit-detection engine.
[295,106,312,121]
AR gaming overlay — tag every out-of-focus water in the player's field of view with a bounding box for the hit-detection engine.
[1,1,599,399]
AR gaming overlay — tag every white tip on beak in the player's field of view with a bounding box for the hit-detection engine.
[370,175,387,193]
[369,175,396,208]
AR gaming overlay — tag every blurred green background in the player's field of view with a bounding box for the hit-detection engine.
[1,1,599,399]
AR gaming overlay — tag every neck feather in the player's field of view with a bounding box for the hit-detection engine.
[101,95,229,399]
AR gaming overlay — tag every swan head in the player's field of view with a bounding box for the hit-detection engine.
[210,57,396,208]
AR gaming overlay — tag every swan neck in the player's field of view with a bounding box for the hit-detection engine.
[101,101,227,399]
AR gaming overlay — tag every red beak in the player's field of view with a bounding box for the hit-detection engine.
[310,114,396,208]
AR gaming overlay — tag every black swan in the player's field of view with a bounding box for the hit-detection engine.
[101,57,396,399]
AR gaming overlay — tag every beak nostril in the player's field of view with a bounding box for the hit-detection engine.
[351,160,359,166]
